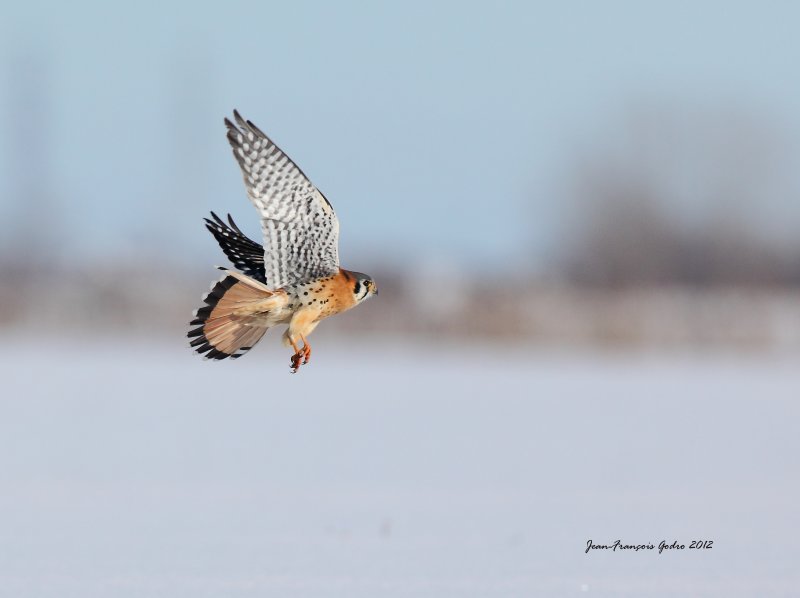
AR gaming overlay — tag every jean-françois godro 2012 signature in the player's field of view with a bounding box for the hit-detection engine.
[585,539,713,554]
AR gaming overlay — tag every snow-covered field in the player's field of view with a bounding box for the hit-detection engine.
[1,336,798,597]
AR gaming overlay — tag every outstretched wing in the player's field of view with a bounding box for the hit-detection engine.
[204,211,266,283]
[224,110,340,290]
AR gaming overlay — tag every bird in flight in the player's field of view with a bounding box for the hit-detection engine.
[188,111,377,372]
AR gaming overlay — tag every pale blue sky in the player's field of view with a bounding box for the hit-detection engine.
[2,1,800,272]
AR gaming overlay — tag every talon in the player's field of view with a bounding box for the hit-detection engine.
[288,335,312,372]
[290,351,304,373]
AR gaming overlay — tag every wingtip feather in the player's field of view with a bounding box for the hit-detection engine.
[233,109,247,129]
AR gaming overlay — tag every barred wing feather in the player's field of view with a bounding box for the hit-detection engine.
[224,110,340,290]
[204,211,266,284]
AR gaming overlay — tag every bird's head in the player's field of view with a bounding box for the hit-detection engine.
[350,271,378,303]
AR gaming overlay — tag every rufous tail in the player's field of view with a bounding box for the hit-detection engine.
[188,269,283,360]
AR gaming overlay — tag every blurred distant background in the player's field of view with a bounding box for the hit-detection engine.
[2,1,800,348]
[1,2,799,597]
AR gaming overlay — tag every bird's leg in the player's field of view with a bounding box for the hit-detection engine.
[289,337,304,373]
[300,334,312,364]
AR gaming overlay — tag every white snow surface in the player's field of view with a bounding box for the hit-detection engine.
[0,336,798,597]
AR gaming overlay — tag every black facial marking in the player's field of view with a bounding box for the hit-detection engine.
[354,280,362,296]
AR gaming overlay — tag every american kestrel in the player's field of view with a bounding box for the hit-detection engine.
[188,111,377,372]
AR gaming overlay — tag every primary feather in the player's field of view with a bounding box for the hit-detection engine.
[204,211,266,283]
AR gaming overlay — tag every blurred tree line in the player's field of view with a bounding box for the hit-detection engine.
[560,104,800,287]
